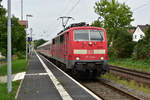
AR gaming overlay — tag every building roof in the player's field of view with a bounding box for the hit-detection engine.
[137,24,149,33]
[18,20,27,26]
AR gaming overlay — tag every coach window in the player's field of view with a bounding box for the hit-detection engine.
[49,45,51,50]
[52,39,55,44]
[56,37,60,44]
[60,35,64,43]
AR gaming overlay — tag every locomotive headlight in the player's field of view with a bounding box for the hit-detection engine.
[89,42,92,45]
[76,57,80,60]
[100,57,104,60]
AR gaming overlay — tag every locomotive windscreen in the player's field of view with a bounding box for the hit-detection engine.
[74,30,104,41]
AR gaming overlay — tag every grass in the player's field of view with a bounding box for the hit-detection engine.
[109,57,150,72]
[102,73,150,94]
[0,59,27,76]
[0,81,20,100]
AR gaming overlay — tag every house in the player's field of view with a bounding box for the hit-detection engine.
[133,24,149,42]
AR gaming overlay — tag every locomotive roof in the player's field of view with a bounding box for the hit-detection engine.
[57,22,88,35]
[52,22,105,40]
[54,26,105,38]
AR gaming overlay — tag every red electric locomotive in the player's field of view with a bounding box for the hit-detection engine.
[38,22,109,78]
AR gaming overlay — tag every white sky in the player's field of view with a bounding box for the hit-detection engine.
[1,0,150,40]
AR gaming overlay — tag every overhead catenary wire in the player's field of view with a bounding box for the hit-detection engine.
[124,0,130,3]
[132,1,150,12]
[66,0,81,15]
[59,0,72,16]
[46,0,74,37]
[49,0,81,34]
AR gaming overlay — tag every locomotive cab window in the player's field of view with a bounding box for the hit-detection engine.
[90,30,104,41]
[74,30,89,41]
[74,29,104,41]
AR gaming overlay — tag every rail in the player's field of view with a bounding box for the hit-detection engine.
[109,65,150,86]
[81,78,147,100]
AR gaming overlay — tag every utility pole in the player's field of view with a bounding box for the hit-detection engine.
[57,16,74,29]
[7,0,12,93]
[21,0,23,20]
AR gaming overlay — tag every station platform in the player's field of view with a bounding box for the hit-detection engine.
[17,52,101,100]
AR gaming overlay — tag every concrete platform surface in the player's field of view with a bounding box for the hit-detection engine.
[17,52,101,100]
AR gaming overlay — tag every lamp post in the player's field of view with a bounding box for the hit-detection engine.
[7,0,12,93]
[26,14,32,61]
[29,28,34,53]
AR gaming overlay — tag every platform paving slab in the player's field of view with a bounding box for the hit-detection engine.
[17,53,62,100]
[26,53,46,74]
[18,75,62,100]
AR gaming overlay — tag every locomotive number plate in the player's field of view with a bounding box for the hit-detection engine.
[87,50,94,54]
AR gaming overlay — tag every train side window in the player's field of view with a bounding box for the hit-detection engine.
[56,37,60,44]
[49,45,51,50]
[67,32,69,40]
[60,35,64,43]
[52,39,55,44]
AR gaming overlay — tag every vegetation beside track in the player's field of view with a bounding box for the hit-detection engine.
[102,73,150,94]
[0,57,28,100]
[0,59,28,76]
[0,81,20,100]
[109,58,150,72]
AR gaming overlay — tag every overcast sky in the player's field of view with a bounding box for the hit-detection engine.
[2,0,150,40]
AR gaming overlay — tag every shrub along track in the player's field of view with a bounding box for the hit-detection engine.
[109,65,150,86]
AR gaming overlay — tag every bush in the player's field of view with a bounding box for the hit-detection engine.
[1,48,6,57]
[132,26,150,60]
[108,47,116,58]
[112,30,136,58]
[15,52,26,59]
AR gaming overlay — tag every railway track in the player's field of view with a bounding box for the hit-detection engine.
[40,54,150,100]
[109,65,150,86]
[82,78,149,100]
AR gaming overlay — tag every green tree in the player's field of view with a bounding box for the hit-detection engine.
[0,1,7,56]
[112,29,136,58]
[0,1,26,56]
[91,18,103,27]
[34,39,47,49]
[11,16,26,54]
[0,0,6,18]
[94,0,133,43]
